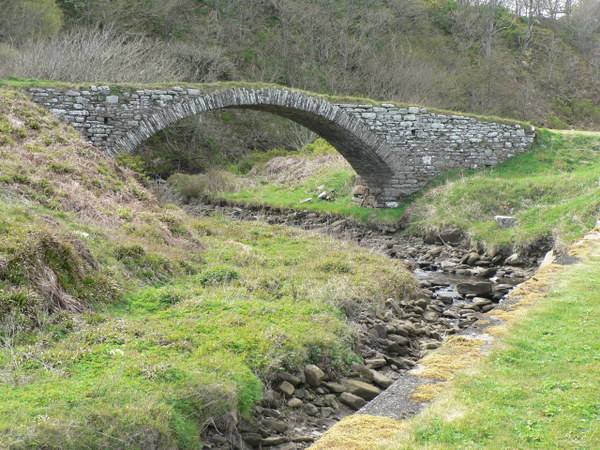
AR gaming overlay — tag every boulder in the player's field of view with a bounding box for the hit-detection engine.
[456,281,493,296]
[278,381,295,396]
[494,215,519,229]
[339,392,367,410]
[304,364,325,387]
[341,378,381,400]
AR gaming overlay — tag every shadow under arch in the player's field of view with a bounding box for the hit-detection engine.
[114,87,393,185]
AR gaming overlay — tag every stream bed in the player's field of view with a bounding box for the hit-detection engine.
[183,200,546,449]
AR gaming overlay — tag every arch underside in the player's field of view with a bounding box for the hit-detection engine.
[114,89,393,186]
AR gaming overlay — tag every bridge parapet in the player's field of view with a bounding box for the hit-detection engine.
[29,85,535,207]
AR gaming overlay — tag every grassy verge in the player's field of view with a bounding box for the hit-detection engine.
[0,88,418,447]
[406,129,600,248]
[171,130,600,250]
[381,236,600,449]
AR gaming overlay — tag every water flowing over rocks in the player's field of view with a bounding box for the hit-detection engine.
[189,200,546,449]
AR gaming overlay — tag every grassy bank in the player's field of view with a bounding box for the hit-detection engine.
[174,130,600,250]
[406,130,600,248]
[381,234,600,449]
[0,88,418,447]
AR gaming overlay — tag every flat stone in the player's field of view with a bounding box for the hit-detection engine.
[279,372,302,386]
[323,381,346,393]
[262,418,288,433]
[339,392,367,410]
[341,378,382,400]
[365,357,387,369]
[261,436,290,446]
[370,370,394,388]
[457,281,493,296]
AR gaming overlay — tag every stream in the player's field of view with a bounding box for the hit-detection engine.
[182,200,546,449]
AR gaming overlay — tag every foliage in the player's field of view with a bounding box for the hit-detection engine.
[0,0,63,44]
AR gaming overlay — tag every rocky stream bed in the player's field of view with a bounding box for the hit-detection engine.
[186,201,549,449]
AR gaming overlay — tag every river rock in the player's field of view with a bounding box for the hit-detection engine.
[288,398,303,408]
[262,418,289,433]
[388,334,410,345]
[456,281,493,296]
[465,251,480,265]
[395,322,416,336]
[495,215,519,228]
[370,370,394,388]
[278,381,295,396]
[242,433,262,446]
[279,372,302,386]
[351,362,375,382]
[323,381,345,393]
[505,252,523,265]
[304,365,325,387]
[472,297,492,307]
[302,403,319,416]
[422,310,440,322]
[365,357,387,369]
[339,392,367,410]
[261,436,289,446]
[341,379,381,400]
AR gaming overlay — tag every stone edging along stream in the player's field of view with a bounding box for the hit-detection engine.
[181,199,555,449]
[310,221,600,449]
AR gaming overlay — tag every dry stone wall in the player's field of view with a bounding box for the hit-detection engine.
[29,85,535,206]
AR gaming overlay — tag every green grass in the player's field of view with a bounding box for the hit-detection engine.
[386,241,600,449]
[407,130,600,247]
[0,88,418,447]
[174,130,600,248]
[171,139,409,224]
[0,216,417,448]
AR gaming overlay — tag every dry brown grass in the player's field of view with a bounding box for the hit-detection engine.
[412,336,485,381]
[256,153,350,184]
[310,414,408,450]
[410,382,449,402]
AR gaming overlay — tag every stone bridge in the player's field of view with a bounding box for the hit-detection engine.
[29,84,536,207]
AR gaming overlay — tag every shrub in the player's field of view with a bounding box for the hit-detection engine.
[0,26,183,83]
[198,267,239,287]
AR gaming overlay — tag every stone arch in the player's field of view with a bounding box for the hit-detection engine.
[113,88,393,185]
